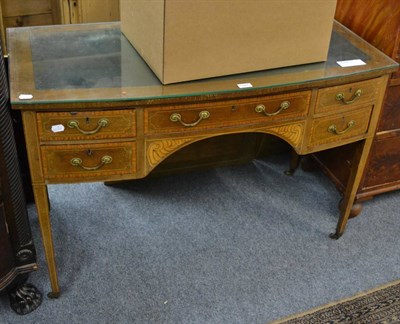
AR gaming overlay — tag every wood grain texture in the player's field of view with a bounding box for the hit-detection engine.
[32,184,59,296]
[146,122,305,173]
[335,0,400,60]
[60,0,120,24]
[0,0,59,54]
[145,91,310,135]
[313,0,400,208]
[377,84,400,132]
[41,142,136,180]
[1,0,52,17]
[363,134,400,190]
[149,133,287,178]
[147,138,194,169]
[3,13,53,29]
[79,0,119,23]
[37,109,136,141]
[308,107,372,147]
[314,78,381,115]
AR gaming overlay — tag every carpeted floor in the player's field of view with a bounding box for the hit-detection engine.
[0,154,399,323]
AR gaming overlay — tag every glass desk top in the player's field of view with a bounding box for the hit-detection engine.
[7,21,398,105]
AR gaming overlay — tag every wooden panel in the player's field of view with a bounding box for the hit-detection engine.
[37,109,136,141]
[80,0,119,23]
[51,0,62,24]
[60,0,120,24]
[0,0,61,54]
[335,0,400,61]
[308,107,372,147]
[145,91,311,135]
[394,39,400,79]
[41,142,136,180]
[314,78,380,115]
[377,84,400,132]
[1,0,52,17]
[362,134,400,189]
[3,13,53,29]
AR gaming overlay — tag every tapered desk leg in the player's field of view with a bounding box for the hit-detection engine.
[33,184,60,298]
[330,139,370,239]
[284,148,301,176]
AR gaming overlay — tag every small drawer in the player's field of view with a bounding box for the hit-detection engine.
[308,107,372,147]
[315,78,382,115]
[41,142,136,180]
[144,91,311,135]
[37,109,136,141]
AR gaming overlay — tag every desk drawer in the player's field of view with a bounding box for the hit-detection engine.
[37,110,136,141]
[41,142,136,180]
[315,78,380,115]
[145,91,310,135]
[308,107,372,147]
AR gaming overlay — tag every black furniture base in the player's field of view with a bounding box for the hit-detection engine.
[8,280,42,315]
[0,40,40,313]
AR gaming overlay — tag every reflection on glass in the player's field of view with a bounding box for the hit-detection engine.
[7,22,397,104]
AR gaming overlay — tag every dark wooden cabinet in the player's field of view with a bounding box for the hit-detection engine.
[312,0,400,215]
[0,43,41,314]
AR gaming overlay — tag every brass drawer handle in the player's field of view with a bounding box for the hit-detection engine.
[255,101,290,116]
[70,155,112,171]
[170,110,210,127]
[328,120,355,135]
[67,118,109,135]
[335,89,362,105]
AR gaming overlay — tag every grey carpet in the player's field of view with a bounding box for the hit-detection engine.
[1,154,399,323]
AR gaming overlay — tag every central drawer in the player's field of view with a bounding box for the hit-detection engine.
[144,91,311,135]
[41,142,136,180]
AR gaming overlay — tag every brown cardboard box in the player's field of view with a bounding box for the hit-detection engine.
[120,0,337,84]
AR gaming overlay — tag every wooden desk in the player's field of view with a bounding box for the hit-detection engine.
[7,21,398,297]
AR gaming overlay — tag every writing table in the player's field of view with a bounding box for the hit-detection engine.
[7,21,398,297]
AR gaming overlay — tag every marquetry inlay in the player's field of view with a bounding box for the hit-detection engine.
[147,138,195,167]
[260,123,304,149]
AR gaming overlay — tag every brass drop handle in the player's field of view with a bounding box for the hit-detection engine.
[255,101,290,116]
[70,155,112,171]
[335,89,362,105]
[328,120,355,135]
[170,110,210,127]
[67,118,109,135]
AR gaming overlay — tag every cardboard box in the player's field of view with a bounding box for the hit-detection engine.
[120,0,337,84]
